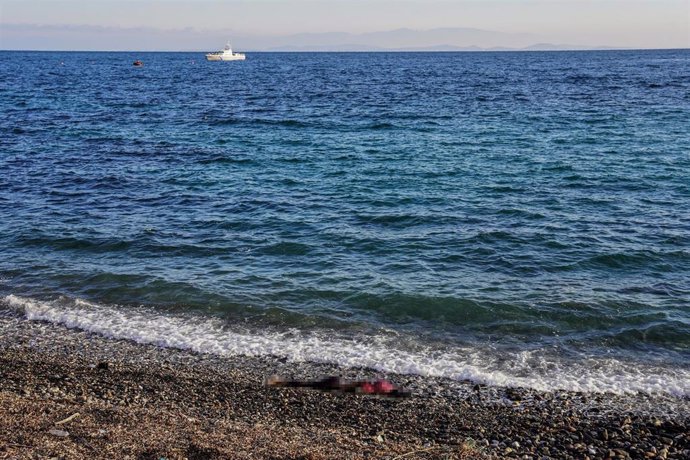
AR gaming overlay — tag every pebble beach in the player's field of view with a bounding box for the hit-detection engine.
[1,312,688,460]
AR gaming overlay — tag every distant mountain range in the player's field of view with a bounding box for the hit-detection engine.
[250,27,539,51]
[2,24,625,52]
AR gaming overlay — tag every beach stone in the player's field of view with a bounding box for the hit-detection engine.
[48,429,69,437]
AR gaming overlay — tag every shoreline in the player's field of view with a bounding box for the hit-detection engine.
[1,312,688,459]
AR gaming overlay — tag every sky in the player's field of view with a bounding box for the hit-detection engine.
[1,0,688,50]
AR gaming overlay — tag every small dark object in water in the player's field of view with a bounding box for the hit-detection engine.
[265,375,411,398]
[133,60,143,67]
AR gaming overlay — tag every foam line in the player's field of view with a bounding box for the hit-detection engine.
[4,294,689,396]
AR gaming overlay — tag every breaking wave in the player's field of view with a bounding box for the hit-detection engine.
[3,294,689,397]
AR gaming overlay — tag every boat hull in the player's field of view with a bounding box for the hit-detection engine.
[205,53,246,61]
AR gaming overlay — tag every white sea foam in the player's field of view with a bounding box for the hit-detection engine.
[4,294,689,396]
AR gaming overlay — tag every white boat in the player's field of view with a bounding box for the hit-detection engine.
[206,43,246,61]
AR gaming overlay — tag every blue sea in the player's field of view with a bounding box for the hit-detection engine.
[1,50,689,395]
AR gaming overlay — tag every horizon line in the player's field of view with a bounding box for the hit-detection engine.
[2,47,689,53]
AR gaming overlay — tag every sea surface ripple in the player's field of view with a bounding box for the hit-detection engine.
[1,50,689,394]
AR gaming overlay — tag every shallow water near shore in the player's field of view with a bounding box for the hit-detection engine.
[1,49,689,395]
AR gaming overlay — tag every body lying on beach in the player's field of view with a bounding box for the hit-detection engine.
[265,375,411,398]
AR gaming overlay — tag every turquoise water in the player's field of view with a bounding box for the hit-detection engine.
[1,50,689,394]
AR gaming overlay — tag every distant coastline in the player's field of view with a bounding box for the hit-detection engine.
[2,24,687,52]
[7,47,690,53]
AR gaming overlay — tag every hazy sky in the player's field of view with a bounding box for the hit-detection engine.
[1,0,688,50]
